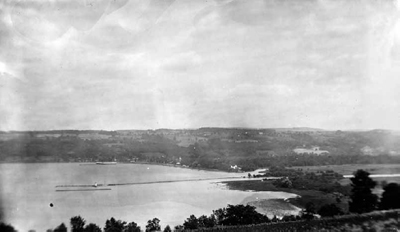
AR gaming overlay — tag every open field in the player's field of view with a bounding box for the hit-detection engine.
[221,180,349,212]
[287,164,400,197]
[288,164,400,175]
[339,176,400,191]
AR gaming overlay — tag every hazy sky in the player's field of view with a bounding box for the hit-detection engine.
[1,0,400,131]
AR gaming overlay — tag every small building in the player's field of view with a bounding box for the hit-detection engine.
[230,165,242,171]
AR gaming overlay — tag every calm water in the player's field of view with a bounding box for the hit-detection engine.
[0,163,297,232]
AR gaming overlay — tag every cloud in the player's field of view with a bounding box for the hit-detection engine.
[0,61,26,82]
[1,0,400,130]
[8,0,130,43]
[160,52,202,72]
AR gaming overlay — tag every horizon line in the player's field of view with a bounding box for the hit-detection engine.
[0,127,397,133]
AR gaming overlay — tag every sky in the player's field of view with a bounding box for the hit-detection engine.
[1,0,400,131]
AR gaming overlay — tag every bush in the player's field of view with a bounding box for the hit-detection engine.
[318,204,344,217]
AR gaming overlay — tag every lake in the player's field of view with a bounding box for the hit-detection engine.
[0,163,298,232]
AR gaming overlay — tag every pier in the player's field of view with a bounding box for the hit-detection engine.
[55,176,242,190]
[56,188,112,192]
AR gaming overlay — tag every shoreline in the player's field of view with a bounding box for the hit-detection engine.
[0,161,248,175]
[221,179,349,211]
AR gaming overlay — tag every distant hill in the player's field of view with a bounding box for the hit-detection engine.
[273,127,326,132]
[1,127,400,171]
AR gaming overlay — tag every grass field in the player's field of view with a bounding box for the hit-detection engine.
[224,164,400,214]
[221,180,349,212]
[289,164,400,196]
[288,164,400,175]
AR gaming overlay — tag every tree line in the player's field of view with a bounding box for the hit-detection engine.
[3,129,400,173]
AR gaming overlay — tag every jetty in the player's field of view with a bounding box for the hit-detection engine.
[55,176,242,191]
[56,188,112,192]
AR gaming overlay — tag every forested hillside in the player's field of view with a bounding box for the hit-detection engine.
[1,128,400,171]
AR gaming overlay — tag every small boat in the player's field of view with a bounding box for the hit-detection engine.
[96,162,117,165]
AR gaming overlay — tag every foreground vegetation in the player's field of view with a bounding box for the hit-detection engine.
[2,205,400,232]
[186,210,400,232]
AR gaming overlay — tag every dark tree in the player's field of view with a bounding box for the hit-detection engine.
[213,204,268,226]
[305,202,316,214]
[125,222,141,232]
[281,215,297,222]
[318,204,344,217]
[301,202,316,220]
[163,225,172,232]
[174,225,184,231]
[183,215,199,230]
[273,177,292,188]
[71,216,86,232]
[84,223,101,232]
[213,208,227,225]
[198,214,217,228]
[145,218,161,232]
[104,217,127,232]
[54,223,67,232]
[349,169,378,213]
[271,215,279,222]
[380,183,400,210]
[0,223,17,232]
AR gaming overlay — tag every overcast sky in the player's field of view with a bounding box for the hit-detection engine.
[1,0,400,131]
